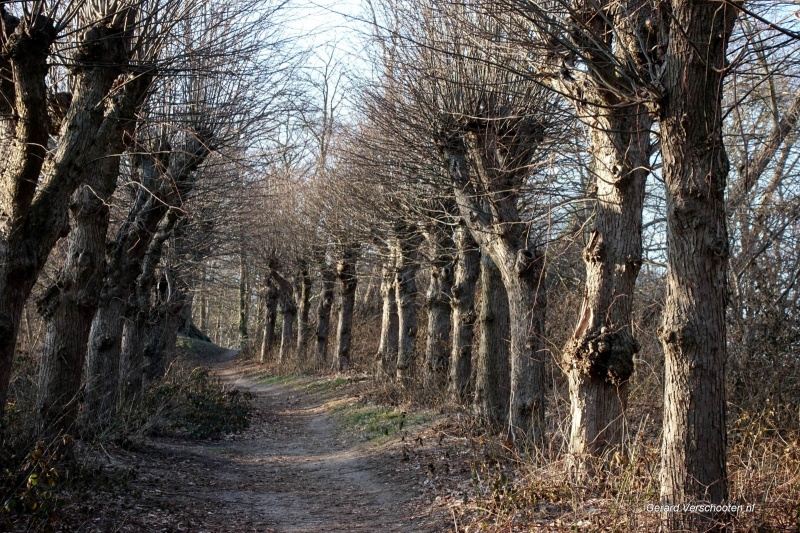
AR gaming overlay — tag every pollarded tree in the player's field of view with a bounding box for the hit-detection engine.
[0,0,147,419]
[375,1,562,441]
[34,0,197,437]
[83,0,289,422]
[490,0,657,472]
[447,222,480,401]
[650,1,738,523]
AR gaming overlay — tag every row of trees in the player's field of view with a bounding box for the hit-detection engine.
[217,1,800,531]
[4,0,800,530]
[1,0,295,440]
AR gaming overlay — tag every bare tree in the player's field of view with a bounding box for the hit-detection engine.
[447,223,480,401]
[0,0,148,418]
[334,242,360,371]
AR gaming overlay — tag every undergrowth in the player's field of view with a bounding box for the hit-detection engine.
[2,349,252,532]
[128,359,254,440]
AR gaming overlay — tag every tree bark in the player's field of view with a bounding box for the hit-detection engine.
[0,11,139,415]
[562,108,651,473]
[295,261,312,359]
[473,254,510,431]
[120,211,180,405]
[119,314,147,405]
[376,242,398,377]
[238,249,249,351]
[315,266,336,367]
[260,280,279,363]
[423,257,453,387]
[199,264,209,334]
[447,224,480,402]
[84,296,127,425]
[335,245,359,372]
[272,270,295,364]
[85,131,212,425]
[447,142,548,443]
[35,154,121,438]
[657,1,735,527]
[395,230,420,384]
[542,0,656,474]
[143,271,186,387]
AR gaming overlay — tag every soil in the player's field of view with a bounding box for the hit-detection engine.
[62,351,466,532]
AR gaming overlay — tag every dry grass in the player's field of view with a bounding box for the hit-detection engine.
[205,291,800,532]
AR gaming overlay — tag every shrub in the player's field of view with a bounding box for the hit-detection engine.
[135,362,253,439]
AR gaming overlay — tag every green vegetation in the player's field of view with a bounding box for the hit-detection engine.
[332,401,431,442]
[258,374,296,386]
[1,441,64,531]
[303,376,351,394]
[135,364,253,440]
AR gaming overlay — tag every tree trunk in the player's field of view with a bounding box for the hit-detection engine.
[84,131,211,424]
[0,13,59,414]
[335,245,359,372]
[273,273,295,364]
[657,1,735,527]
[359,261,380,313]
[423,259,453,387]
[562,108,651,474]
[395,231,420,384]
[315,266,336,367]
[376,243,398,377]
[473,254,510,430]
[260,281,279,363]
[121,211,180,405]
[448,145,548,442]
[84,297,126,425]
[143,278,186,387]
[499,250,547,443]
[199,264,209,334]
[119,314,147,406]
[0,12,142,415]
[238,249,249,351]
[35,155,120,438]
[295,262,312,359]
[448,224,480,402]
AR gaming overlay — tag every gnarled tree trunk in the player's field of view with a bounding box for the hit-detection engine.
[272,270,295,364]
[448,142,548,442]
[260,280,279,363]
[423,259,453,386]
[395,230,420,384]
[473,254,510,431]
[295,261,312,359]
[335,244,359,372]
[120,211,180,405]
[548,0,656,475]
[375,241,398,377]
[0,9,139,415]
[238,249,249,351]
[448,224,479,402]
[85,132,212,425]
[315,266,336,367]
[119,314,147,406]
[36,155,121,437]
[562,108,651,475]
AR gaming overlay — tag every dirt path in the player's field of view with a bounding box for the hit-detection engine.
[94,352,450,533]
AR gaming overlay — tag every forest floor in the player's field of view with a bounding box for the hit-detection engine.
[62,349,472,532]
